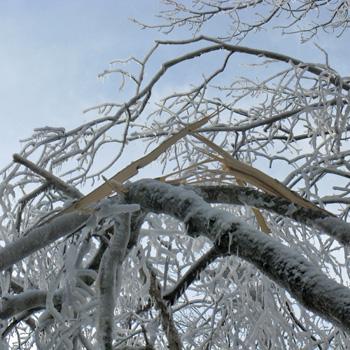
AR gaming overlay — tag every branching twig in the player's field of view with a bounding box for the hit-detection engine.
[147,264,183,350]
[13,153,82,199]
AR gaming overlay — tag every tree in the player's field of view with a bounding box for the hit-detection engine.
[1,1,350,348]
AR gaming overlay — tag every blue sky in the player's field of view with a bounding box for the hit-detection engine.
[0,0,160,166]
[0,1,349,168]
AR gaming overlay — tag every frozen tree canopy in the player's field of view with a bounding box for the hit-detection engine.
[1,1,350,349]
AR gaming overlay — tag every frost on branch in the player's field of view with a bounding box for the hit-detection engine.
[96,204,139,350]
[126,179,350,332]
[1,3,350,347]
[140,0,350,42]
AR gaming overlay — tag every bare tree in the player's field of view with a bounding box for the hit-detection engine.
[1,1,350,349]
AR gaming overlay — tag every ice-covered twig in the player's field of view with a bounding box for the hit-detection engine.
[1,309,36,339]
[147,264,182,350]
[163,246,220,305]
[13,153,82,200]
[145,1,350,43]
[15,182,51,232]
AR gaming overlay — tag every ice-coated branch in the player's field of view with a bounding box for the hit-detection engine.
[1,309,37,339]
[15,183,51,232]
[147,265,182,350]
[285,301,323,350]
[156,35,350,91]
[126,97,342,141]
[125,179,350,332]
[97,214,131,350]
[13,153,82,199]
[147,0,350,42]
[164,181,350,306]
[0,211,145,327]
[195,184,350,244]
[0,212,90,272]
[163,246,220,305]
[0,290,62,320]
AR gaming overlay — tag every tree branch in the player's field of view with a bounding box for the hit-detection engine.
[195,184,350,244]
[15,183,51,232]
[125,179,350,333]
[0,212,89,272]
[148,265,182,350]
[163,246,220,305]
[0,290,61,320]
[13,153,82,200]
[97,214,131,350]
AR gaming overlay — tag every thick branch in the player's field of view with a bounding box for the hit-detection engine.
[98,214,131,350]
[195,184,350,244]
[0,212,89,272]
[0,290,62,320]
[125,179,350,332]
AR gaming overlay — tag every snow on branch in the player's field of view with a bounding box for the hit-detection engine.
[95,202,140,349]
[13,153,82,200]
[0,290,61,320]
[0,9,349,347]
[0,211,89,272]
[125,179,350,333]
[195,184,350,244]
